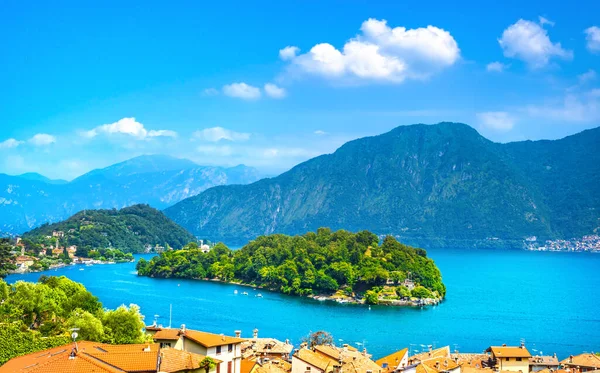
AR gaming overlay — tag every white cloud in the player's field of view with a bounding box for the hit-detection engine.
[279,46,300,61]
[498,19,572,69]
[222,82,261,100]
[314,130,327,135]
[83,117,176,140]
[585,26,600,53]
[193,127,251,142]
[477,111,516,132]
[202,88,220,96]
[283,18,460,83]
[264,83,286,99]
[148,130,177,138]
[486,61,508,72]
[29,133,56,146]
[538,16,555,27]
[578,69,597,85]
[526,90,600,122]
[0,138,23,149]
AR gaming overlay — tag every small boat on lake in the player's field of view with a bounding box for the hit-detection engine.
[234,290,238,294]
[242,291,248,295]
[256,293,263,298]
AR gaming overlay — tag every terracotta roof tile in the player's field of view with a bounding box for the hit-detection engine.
[0,341,160,373]
[376,348,408,371]
[183,330,244,348]
[159,348,207,373]
[486,347,531,359]
[241,359,258,373]
[153,329,181,341]
[560,354,600,368]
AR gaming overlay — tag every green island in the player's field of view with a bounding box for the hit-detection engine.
[136,228,445,306]
[23,204,196,255]
[0,276,148,365]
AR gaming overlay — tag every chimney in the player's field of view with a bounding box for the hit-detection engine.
[520,341,525,349]
[363,348,368,356]
[436,362,440,370]
[553,353,557,359]
[285,339,290,345]
[569,356,573,364]
[253,328,259,339]
[235,330,242,338]
[144,345,151,352]
[181,324,186,332]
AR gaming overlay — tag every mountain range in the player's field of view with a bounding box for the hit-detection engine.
[164,122,600,248]
[0,155,260,235]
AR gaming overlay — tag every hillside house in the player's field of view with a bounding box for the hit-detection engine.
[560,354,600,373]
[485,345,531,373]
[291,344,382,373]
[151,325,244,373]
[528,355,559,372]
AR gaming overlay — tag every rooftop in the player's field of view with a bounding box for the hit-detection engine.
[375,348,408,371]
[0,342,159,373]
[560,353,600,368]
[486,346,531,359]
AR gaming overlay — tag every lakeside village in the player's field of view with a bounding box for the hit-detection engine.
[523,235,600,253]
[5,229,214,274]
[3,323,600,373]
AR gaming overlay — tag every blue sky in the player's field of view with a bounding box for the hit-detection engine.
[1,0,599,180]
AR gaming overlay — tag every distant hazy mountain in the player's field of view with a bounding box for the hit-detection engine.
[0,155,261,235]
[165,123,600,248]
[17,173,68,185]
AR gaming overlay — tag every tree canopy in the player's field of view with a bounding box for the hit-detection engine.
[22,204,195,253]
[137,229,445,300]
[0,276,147,364]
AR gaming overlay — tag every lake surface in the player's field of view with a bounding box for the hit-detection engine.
[6,248,600,359]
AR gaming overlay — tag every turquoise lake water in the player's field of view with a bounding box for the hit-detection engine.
[5,249,600,359]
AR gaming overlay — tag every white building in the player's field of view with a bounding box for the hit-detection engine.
[151,325,244,373]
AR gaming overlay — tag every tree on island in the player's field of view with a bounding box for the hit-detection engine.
[0,238,16,278]
[303,330,334,348]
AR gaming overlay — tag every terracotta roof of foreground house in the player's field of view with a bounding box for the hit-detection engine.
[421,357,460,372]
[241,359,258,373]
[0,342,160,373]
[158,348,208,373]
[560,354,600,368]
[410,347,451,363]
[150,327,244,348]
[376,348,408,371]
[486,346,531,358]
[295,348,334,371]
[255,360,292,373]
[241,338,294,359]
[183,329,245,348]
[528,356,559,366]
[153,329,181,340]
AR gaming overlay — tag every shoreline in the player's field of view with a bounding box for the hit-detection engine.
[10,259,134,275]
[145,274,443,308]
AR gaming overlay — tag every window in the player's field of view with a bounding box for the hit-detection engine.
[159,342,171,348]
[516,358,522,362]
[216,346,222,355]
[228,344,233,353]
[228,361,232,373]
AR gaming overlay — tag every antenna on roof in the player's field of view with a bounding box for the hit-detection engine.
[70,328,80,352]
